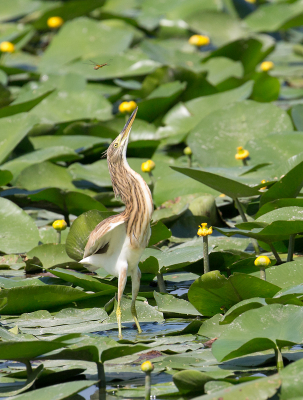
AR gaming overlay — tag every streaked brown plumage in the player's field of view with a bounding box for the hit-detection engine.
[80,108,153,338]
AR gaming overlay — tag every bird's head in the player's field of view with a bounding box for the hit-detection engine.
[106,107,138,164]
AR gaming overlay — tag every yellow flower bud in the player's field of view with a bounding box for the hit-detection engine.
[260,61,274,72]
[141,160,155,173]
[127,100,137,113]
[52,219,67,231]
[245,0,256,3]
[119,101,137,114]
[254,256,271,267]
[189,35,210,46]
[141,360,154,373]
[197,223,212,237]
[47,16,64,28]
[0,41,15,53]
[235,146,249,160]
[184,146,192,156]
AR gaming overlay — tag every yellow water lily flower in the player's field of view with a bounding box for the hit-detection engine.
[197,223,212,237]
[254,255,271,267]
[47,16,64,28]
[119,101,137,114]
[52,219,67,231]
[0,41,15,53]
[141,160,155,173]
[188,35,210,46]
[260,61,274,72]
[141,360,154,372]
[183,146,192,156]
[235,146,249,160]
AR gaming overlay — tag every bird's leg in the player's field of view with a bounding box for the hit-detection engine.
[131,266,142,334]
[117,266,127,339]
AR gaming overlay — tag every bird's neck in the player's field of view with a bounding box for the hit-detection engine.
[108,160,153,246]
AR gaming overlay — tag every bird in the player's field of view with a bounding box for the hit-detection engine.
[79,108,153,339]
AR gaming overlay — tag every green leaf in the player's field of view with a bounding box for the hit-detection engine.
[0,285,107,314]
[163,81,253,135]
[68,160,112,188]
[245,1,303,32]
[28,189,107,216]
[250,259,303,289]
[173,370,213,394]
[39,18,133,70]
[280,358,303,400]
[217,207,303,242]
[186,11,247,47]
[171,167,261,198]
[251,72,280,102]
[291,105,303,130]
[51,268,116,293]
[149,221,171,246]
[0,364,43,397]
[0,113,37,164]
[0,170,12,186]
[0,198,39,253]
[187,100,293,168]
[245,132,303,168]
[137,81,186,122]
[1,147,81,182]
[68,48,161,81]
[260,161,303,207]
[107,296,164,324]
[0,340,65,361]
[154,291,201,317]
[0,90,53,118]
[66,210,114,261]
[43,335,147,364]
[188,271,280,316]
[212,304,303,362]
[154,161,217,206]
[15,162,76,191]
[30,135,108,153]
[27,244,76,269]
[192,375,281,400]
[6,380,97,400]
[201,57,243,86]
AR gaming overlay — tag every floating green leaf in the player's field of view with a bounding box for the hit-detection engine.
[188,271,280,316]
[212,304,303,362]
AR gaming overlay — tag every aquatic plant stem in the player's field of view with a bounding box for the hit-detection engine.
[148,171,155,193]
[145,371,152,400]
[203,236,210,274]
[242,159,247,166]
[260,267,266,281]
[187,154,192,168]
[57,231,61,244]
[287,234,296,262]
[97,362,106,389]
[275,346,284,371]
[157,273,167,293]
[269,243,282,264]
[234,197,260,255]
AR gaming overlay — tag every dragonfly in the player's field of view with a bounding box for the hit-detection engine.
[84,60,112,70]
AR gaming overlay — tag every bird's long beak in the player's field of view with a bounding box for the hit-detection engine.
[121,107,138,144]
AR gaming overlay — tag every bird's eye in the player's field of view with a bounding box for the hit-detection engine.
[113,142,118,148]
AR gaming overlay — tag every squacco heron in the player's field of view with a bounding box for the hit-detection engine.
[80,108,153,338]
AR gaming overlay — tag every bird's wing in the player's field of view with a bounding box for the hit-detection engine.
[83,214,127,258]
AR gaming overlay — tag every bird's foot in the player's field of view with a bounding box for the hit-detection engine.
[131,302,142,334]
[116,304,123,339]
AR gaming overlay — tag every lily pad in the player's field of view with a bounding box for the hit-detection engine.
[188,271,280,316]
[154,291,201,317]
[187,100,293,168]
[0,198,39,253]
[212,304,303,362]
